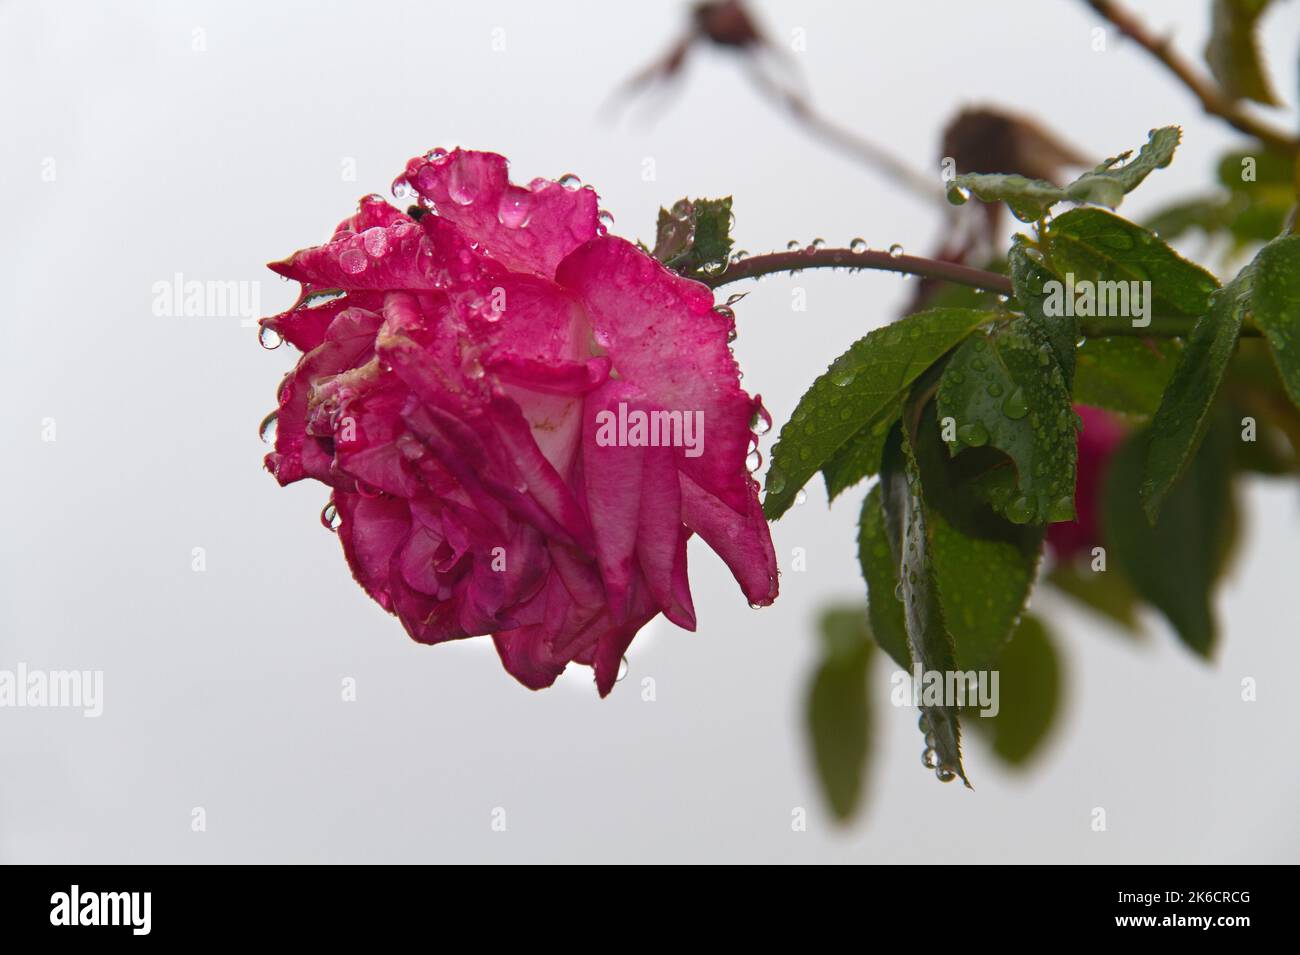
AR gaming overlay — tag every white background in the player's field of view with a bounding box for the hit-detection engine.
[2,0,1298,863]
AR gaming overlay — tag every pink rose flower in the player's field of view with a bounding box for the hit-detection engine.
[1046,404,1126,561]
[261,149,778,695]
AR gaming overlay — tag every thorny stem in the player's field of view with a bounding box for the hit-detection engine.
[707,247,1262,337]
[709,247,1013,294]
[1085,0,1300,156]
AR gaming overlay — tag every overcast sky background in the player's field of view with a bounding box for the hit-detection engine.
[2,0,1298,863]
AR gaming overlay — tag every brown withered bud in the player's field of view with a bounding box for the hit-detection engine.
[692,0,766,50]
[942,107,1091,183]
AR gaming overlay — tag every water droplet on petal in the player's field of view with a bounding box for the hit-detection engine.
[497,194,532,229]
[339,248,368,274]
[362,227,389,257]
[850,237,868,253]
[786,240,801,252]
[258,411,278,444]
[936,766,957,783]
[712,304,735,321]
[888,243,905,259]
[616,655,629,682]
[922,748,940,769]
[321,502,341,531]
[258,325,283,350]
[597,209,615,233]
[558,173,582,191]
[746,449,762,473]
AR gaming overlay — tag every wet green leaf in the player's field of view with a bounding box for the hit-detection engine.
[1043,208,1220,320]
[949,127,1181,221]
[880,426,969,785]
[1247,234,1300,412]
[822,398,902,502]
[1073,337,1180,416]
[910,405,1044,673]
[1010,236,1076,387]
[651,197,733,277]
[764,307,991,519]
[857,484,911,670]
[936,316,1078,525]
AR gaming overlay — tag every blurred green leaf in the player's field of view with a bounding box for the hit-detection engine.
[1205,0,1281,106]
[1142,258,1253,520]
[965,615,1063,766]
[1248,234,1300,412]
[857,484,911,670]
[936,315,1078,525]
[948,127,1181,221]
[764,307,991,519]
[1046,562,1142,633]
[1106,417,1236,656]
[1073,337,1180,416]
[807,606,875,821]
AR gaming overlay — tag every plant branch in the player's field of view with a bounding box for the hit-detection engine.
[1085,0,1299,156]
[706,246,1261,338]
[740,61,948,210]
[707,247,1013,294]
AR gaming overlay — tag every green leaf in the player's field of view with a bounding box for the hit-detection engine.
[1205,0,1280,106]
[1106,418,1235,656]
[974,615,1062,766]
[822,399,902,501]
[880,426,970,786]
[1046,562,1142,633]
[948,127,1181,221]
[910,404,1044,672]
[1010,237,1076,387]
[857,485,911,670]
[806,606,875,821]
[1142,262,1253,520]
[651,197,733,277]
[764,307,992,519]
[936,316,1078,525]
[1247,234,1300,412]
[1073,337,1181,416]
[1043,208,1220,320]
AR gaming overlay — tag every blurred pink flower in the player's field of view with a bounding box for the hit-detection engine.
[1046,404,1126,561]
[261,149,777,695]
